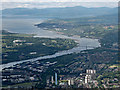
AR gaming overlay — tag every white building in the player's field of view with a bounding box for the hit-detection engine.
[85,75,91,83]
[51,76,54,84]
[68,80,71,85]
[85,69,96,84]
[70,79,74,85]
[86,69,96,74]
[13,40,26,43]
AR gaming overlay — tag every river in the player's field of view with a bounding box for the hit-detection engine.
[0,18,101,70]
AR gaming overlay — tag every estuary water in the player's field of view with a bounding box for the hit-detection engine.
[1,18,101,70]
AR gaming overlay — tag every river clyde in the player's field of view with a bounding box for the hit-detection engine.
[0,18,101,70]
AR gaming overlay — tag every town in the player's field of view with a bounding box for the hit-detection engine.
[1,61,98,89]
[1,2,119,89]
[1,49,119,89]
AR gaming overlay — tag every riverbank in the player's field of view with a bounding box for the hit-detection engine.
[36,18,118,39]
[2,30,77,64]
[1,18,100,70]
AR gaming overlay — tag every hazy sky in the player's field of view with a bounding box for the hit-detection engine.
[1,0,119,10]
[1,0,119,2]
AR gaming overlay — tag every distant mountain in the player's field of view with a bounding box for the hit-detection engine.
[2,6,118,18]
[65,13,118,24]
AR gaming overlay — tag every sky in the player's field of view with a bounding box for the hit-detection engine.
[1,0,119,10]
[1,0,120,2]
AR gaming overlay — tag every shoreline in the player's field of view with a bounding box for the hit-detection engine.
[1,37,100,71]
[1,20,100,70]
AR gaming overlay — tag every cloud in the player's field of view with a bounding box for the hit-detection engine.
[2,0,120,2]
[1,2,118,10]
[17,4,29,8]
